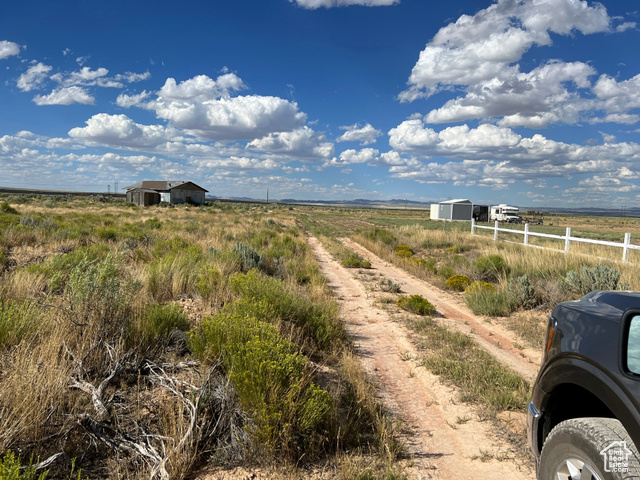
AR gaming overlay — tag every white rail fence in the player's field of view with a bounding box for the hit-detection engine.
[471,219,640,263]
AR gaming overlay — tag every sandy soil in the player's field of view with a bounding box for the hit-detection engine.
[307,235,537,479]
[340,238,541,382]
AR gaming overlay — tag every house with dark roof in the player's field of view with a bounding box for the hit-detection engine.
[124,181,208,206]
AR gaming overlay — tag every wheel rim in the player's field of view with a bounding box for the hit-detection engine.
[555,457,603,480]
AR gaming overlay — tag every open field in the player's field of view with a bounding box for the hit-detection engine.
[1,195,637,479]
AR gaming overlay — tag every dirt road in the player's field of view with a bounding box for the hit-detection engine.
[307,234,537,479]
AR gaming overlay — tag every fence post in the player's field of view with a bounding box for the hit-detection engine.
[471,218,476,235]
[565,227,571,253]
[494,220,499,241]
[623,233,631,263]
[524,223,529,246]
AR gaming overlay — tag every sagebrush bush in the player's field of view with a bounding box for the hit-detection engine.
[64,252,141,336]
[395,245,414,257]
[396,295,436,316]
[562,264,629,296]
[340,253,371,269]
[445,274,472,292]
[379,279,401,293]
[509,274,538,309]
[38,245,109,293]
[233,242,264,272]
[475,254,510,281]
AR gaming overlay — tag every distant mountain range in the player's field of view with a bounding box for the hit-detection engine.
[1,186,636,218]
[211,195,640,218]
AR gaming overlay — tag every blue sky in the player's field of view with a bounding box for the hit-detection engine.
[0,0,639,208]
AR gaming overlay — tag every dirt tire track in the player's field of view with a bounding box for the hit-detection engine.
[307,234,536,480]
[341,237,540,381]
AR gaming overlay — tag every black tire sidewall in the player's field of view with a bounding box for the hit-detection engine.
[540,438,608,480]
[539,418,636,480]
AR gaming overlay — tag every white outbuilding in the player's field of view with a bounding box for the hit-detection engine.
[430,199,473,221]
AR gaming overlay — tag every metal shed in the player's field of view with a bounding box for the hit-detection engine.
[432,199,473,221]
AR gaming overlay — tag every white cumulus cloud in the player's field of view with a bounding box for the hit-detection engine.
[291,0,398,9]
[131,74,307,141]
[337,123,382,145]
[69,113,177,148]
[33,86,94,105]
[17,63,52,92]
[0,40,20,60]
[401,0,610,101]
[247,126,334,159]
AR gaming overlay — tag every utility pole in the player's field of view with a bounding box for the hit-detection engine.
[266,189,269,204]
[107,184,111,194]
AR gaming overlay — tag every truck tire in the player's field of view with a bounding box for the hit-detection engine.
[539,418,640,480]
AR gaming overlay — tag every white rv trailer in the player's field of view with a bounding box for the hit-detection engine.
[489,204,521,223]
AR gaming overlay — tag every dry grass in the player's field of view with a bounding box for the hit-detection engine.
[0,198,407,479]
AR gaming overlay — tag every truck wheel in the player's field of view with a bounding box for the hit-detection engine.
[539,418,640,480]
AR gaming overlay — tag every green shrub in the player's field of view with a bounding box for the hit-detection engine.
[445,274,472,292]
[509,274,538,309]
[421,238,453,250]
[475,254,509,281]
[143,217,163,229]
[195,265,222,299]
[396,295,436,316]
[411,257,437,274]
[136,303,190,345]
[227,270,343,349]
[465,281,495,293]
[0,451,47,480]
[96,226,118,241]
[363,227,396,246]
[151,237,200,258]
[340,253,371,269]
[445,245,471,254]
[233,242,264,272]
[65,252,141,331]
[562,264,629,296]
[437,264,455,280]
[188,313,331,457]
[465,288,515,316]
[0,300,41,349]
[0,202,18,215]
[42,245,110,293]
[379,279,401,293]
[395,245,414,257]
